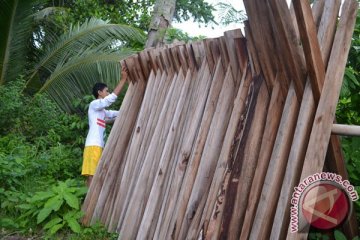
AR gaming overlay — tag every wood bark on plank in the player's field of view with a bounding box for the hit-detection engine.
[198,63,251,239]
[239,75,286,239]
[218,77,269,240]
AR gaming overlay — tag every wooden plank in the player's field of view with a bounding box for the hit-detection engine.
[234,37,248,76]
[100,70,159,226]
[217,36,230,71]
[197,63,252,238]
[81,79,146,225]
[138,49,151,79]
[288,1,358,238]
[293,0,326,102]
[239,74,286,239]
[153,60,213,240]
[178,65,238,239]
[177,45,189,75]
[209,38,222,68]
[270,1,342,238]
[104,70,163,230]
[266,0,307,99]
[219,77,269,240]
[191,41,206,68]
[244,22,261,76]
[270,80,315,240]
[224,29,243,80]
[166,61,226,240]
[137,69,193,239]
[185,43,196,71]
[119,71,185,239]
[90,79,147,225]
[169,46,182,73]
[332,124,360,136]
[203,38,216,73]
[249,83,300,240]
[108,71,172,230]
[243,0,277,89]
[109,72,173,229]
[326,135,359,237]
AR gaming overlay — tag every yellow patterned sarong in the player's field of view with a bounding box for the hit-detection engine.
[82,146,103,176]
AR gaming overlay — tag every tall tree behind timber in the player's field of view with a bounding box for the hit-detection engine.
[146,0,176,47]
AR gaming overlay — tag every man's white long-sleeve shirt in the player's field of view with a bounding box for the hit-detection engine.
[85,93,119,148]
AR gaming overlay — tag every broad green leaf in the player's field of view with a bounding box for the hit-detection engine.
[334,230,347,240]
[75,210,85,219]
[29,191,54,202]
[17,204,32,210]
[63,192,79,209]
[66,217,81,233]
[37,208,53,224]
[44,195,64,211]
[0,217,19,228]
[76,187,88,196]
[43,217,62,230]
[49,223,64,235]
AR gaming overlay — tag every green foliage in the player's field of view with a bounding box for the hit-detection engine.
[53,0,215,31]
[0,0,36,84]
[308,231,330,240]
[216,2,247,26]
[334,230,348,240]
[336,8,360,232]
[17,179,86,235]
[25,17,143,112]
[164,28,206,44]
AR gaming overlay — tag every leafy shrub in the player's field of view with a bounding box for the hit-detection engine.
[0,76,27,135]
[17,179,87,236]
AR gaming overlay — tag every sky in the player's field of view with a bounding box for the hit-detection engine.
[172,0,246,38]
[172,0,292,38]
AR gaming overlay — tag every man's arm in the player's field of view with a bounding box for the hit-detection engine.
[113,66,128,96]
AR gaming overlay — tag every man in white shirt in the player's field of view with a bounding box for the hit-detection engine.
[82,66,128,187]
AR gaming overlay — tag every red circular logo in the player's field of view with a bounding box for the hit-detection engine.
[301,182,350,230]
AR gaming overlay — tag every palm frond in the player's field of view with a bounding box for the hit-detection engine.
[32,6,67,21]
[216,2,247,26]
[38,48,134,112]
[27,18,145,86]
[0,0,36,84]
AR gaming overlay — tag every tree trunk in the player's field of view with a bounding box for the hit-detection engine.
[146,0,176,48]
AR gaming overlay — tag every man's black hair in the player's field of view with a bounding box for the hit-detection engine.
[92,82,108,98]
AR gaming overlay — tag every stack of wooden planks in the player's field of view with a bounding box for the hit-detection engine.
[82,0,359,239]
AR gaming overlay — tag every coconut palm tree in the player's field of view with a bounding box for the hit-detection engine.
[0,0,145,112]
[26,18,145,112]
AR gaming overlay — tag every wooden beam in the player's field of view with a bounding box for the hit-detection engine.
[332,124,360,136]
[293,0,326,102]
[288,0,358,238]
